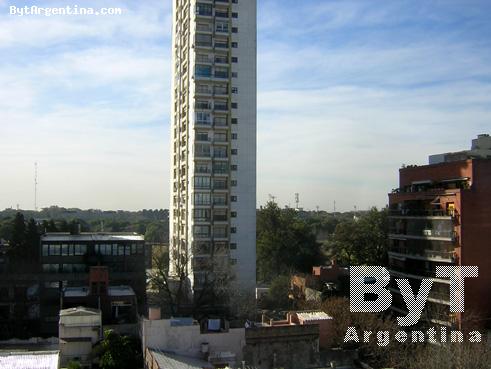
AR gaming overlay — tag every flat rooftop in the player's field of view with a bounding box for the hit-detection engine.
[41,232,144,242]
[148,349,213,369]
[0,350,59,369]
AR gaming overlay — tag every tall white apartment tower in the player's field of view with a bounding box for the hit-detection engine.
[169,0,257,293]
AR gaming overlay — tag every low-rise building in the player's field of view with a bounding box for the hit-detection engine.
[59,306,102,368]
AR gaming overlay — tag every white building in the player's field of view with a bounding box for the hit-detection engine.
[58,307,102,368]
[169,0,257,292]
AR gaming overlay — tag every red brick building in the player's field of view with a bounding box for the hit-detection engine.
[388,136,491,330]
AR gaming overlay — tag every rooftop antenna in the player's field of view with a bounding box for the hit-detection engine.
[34,162,38,211]
[295,193,299,210]
[316,205,319,212]
[333,200,336,212]
[268,194,276,203]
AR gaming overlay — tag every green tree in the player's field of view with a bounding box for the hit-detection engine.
[93,330,142,369]
[257,202,323,282]
[260,275,292,310]
[67,360,82,369]
[145,221,167,243]
[25,218,40,262]
[329,207,388,266]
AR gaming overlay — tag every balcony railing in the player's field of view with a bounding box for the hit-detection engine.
[389,247,455,261]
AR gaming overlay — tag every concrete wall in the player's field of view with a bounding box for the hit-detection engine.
[141,319,245,362]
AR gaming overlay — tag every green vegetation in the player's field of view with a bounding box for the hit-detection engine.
[93,330,142,369]
[327,207,388,266]
[257,202,324,282]
[0,207,169,244]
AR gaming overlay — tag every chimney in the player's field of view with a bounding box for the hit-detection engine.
[148,307,161,321]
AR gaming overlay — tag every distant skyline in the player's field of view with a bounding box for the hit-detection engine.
[1,0,490,212]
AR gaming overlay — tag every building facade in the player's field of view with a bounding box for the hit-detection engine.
[388,136,491,330]
[169,0,257,292]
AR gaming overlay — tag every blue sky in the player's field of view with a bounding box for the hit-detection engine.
[0,0,490,211]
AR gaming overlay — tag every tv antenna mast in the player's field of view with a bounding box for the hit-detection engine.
[268,194,276,203]
[295,193,299,209]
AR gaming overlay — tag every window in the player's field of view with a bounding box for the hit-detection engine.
[214,209,228,221]
[74,244,87,256]
[232,72,238,78]
[196,162,211,173]
[231,87,238,94]
[232,27,238,33]
[49,244,61,256]
[196,3,212,16]
[231,102,238,109]
[117,244,125,256]
[195,64,212,77]
[194,225,210,237]
[42,244,49,256]
[231,180,237,186]
[231,149,237,155]
[231,164,238,171]
[43,264,59,273]
[196,33,212,47]
[214,146,228,158]
[96,244,112,256]
[216,22,229,33]
[231,42,238,48]
[214,225,228,238]
[195,193,211,205]
[230,258,237,265]
[195,143,211,157]
[214,132,227,142]
[62,264,73,273]
[194,209,211,222]
[231,211,237,218]
[215,67,229,79]
[213,194,228,206]
[231,195,237,202]
[231,57,238,63]
[214,241,229,253]
[213,178,228,190]
[196,100,211,109]
[231,118,238,124]
[195,176,211,189]
[231,133,238,139]
[213,162,229,174]
[232,12,238,18]
[196,131,209,141]
[230,242,237,249]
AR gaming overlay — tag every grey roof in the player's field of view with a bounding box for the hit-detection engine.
[0,350,59,369]
[41,233,144,242]
[149,349,213,369]
[59,306,101,316]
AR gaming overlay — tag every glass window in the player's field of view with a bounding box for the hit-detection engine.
[42,244,49,256]
[118,244,125,256]
[194,209,211,222]
[194,176,211,189]
[131,244,137,255]
[49,244,61,256]
[61,244,69,256]
[137,244,144,254]
[195,64,212,77]
[196,2,212,16]
[194,193,211,205]
[213,146,228,158]
[73,264,86,273]
[62,264,73,273]
[125,245,131,256]
[194,225,210,237]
